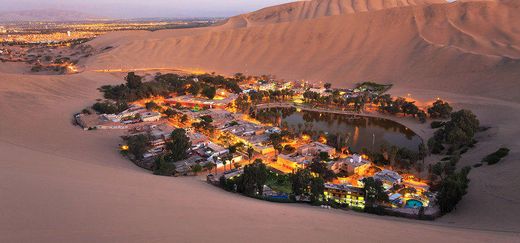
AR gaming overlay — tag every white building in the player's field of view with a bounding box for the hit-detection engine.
[374,169,402,187]
[331,154,371,175]
[140,111,162,122]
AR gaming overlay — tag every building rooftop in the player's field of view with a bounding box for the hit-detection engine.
[374,169,402,184]
[324,183,364,194]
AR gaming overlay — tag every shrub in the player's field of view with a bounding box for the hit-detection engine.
[431,121,445,129]
[482,148,510,165]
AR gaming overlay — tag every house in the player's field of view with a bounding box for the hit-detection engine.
[149,124,175,140]
[221,121,275,154]
[103,105,146,122]
[75,113,128,130]
[277,153,314,171]
[298,142,335,157]
[188,132,209,149]
[75,113,102,130]
[276,142,336,172]
[140,111,162,122]
[174,156,206,174]
[374,170,403,187]
[331,154,371,175]
[323,183,365,209]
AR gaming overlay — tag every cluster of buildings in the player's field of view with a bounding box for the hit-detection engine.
[126,121,241,175]
[326,154,431,209]
[221,120,280,155]
[276,142,336,172]
[75,104,162,130]
[76,73,432,212]
[165,89,238,109]
[271,140,430,209]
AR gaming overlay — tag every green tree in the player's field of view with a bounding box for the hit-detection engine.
[449,109,480,139]
[228,145,237,155]
[247,146,255,162]
[153,155,176,176]
[145,101,160,111]
[92,101,128,114]
[310,177,325,203]
[125,72,143,89]
[324,83,332,90]
[362,177,389,207]
[180,114,188,124]
[290,168,312,197]
[236,160,269,195]
[269,133,283,155]
[126,134,151,160]
[202,86,216,99]
[308,159,336,182]
[165,128,191,162]
[417,110,427,123]
[163,108,177,118]
[402,101,419,117]
[427,100,453,119]
[192,164,203,175]
[437,166,471,214]
[188,82,202,96]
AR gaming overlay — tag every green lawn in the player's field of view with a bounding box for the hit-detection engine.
[265,172,292,194]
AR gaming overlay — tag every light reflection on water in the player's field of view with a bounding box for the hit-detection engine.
[257,107,422,152]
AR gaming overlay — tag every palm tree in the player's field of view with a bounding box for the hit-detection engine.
[247,146,254,163]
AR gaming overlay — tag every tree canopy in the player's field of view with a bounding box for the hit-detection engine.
[428,100,453,119]
[165,128,191,162]
[236,160,269,195]
[362,177,389,206]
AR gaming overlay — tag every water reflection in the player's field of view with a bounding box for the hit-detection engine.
[256,107,422,152]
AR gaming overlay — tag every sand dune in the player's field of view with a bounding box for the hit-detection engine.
[219,0,447,28]
[88,0,520,102]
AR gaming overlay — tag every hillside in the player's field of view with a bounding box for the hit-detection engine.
[219,0,447,28]
[88,0,520,101]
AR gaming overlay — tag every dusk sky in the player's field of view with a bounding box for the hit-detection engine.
[0,0,296,18]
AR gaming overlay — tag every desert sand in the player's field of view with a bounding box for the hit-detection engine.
[1,0,520,242]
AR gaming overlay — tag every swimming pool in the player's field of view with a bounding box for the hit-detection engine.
[405,199,423,208]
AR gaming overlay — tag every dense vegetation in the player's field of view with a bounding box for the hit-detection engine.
[428,109,480,154]
[99,72,243,103]
[152,128,191,175]
[124,134,151,160]
[355,82,393,94]
[362,177,389,207]
[427,100,453,119]
[437,166,471,214]
[220,159,269,195]
[92,100,129,114]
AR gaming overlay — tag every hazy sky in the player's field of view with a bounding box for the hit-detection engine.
[0,0,296,18]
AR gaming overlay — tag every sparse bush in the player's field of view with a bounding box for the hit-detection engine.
[482,148,510,165]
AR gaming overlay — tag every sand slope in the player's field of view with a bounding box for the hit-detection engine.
[88,0,520,102]
[219,0,447,28]
[2,0,520,242]
[0,71,519,242]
